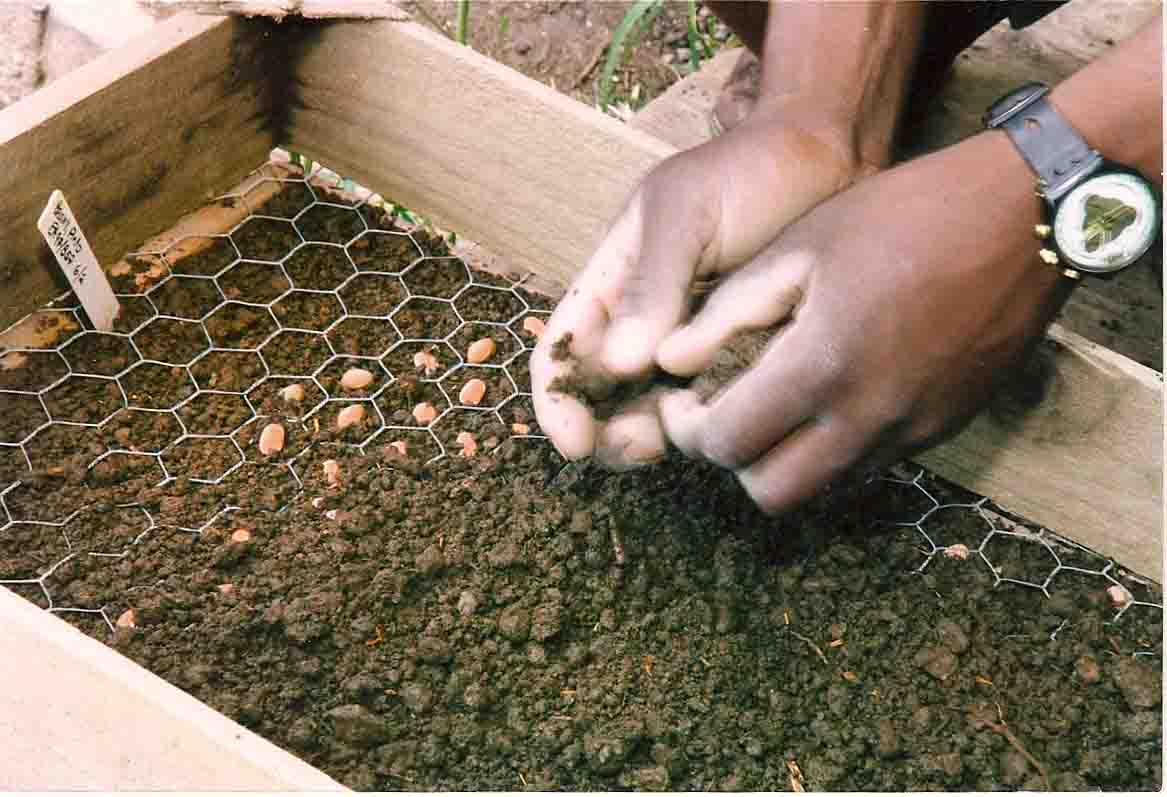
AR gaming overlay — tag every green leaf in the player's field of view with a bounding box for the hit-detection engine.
[598,0,661,112]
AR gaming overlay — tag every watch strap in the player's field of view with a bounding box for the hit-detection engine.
[984,82,1103,201]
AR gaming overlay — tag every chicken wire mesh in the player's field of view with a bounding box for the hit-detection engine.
[0,155,1160,648]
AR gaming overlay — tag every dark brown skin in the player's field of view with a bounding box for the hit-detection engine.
[534,3,1162,515]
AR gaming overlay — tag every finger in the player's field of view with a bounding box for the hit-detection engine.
[736,415,867,514]
[687,319,835,469]
[531,197,644,459]
[531,287,612,460]
[601,168,713,378]
[593,388,670,471]
[657,246,812,377]
[657,387,711,458]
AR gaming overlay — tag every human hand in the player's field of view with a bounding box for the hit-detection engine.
[655,130,1075,512]
[531,113,864,467]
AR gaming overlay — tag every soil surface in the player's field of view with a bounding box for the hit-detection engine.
[2,181,1162,791]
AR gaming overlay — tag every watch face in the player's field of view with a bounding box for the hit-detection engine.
[1052,172,1159,273]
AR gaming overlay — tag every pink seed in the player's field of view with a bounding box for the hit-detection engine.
[323,459,341,487]
[231,528,252,543]
[522,316,546,338]
[466,338,497,364]
[413,350,440,376]
[340,367,375,391]
[258,422,286,455]
[337,404,366,430]
[116,608,136,629]
[459,378,487,406]
[511,423,531,435]
[456,431,478,457]
[280,383,305,403]
[412,402,438,425]
[389,440,408,456]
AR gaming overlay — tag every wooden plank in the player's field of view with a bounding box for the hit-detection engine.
[286,17,674,291]
[0,586,346,790]
[288,20,1161,579]
[0,12,276,329]
[138,0,408,19]
[916,326,1162,583]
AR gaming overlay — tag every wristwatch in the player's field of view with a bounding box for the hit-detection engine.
[984,82,1160,280]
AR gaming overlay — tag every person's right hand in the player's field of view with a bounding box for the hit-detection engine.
[531,109,873,467]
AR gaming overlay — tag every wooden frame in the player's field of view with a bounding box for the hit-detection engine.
[0,9,1160,786]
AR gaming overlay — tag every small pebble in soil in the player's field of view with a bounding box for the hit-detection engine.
[231,528,252,543]
[258,422,286,455]
[280,383,305,403]
[116,608,136,629]
[458,590,479,617]
[323,459,341,487]
[412,402,438,425]
[466,338,497,364]
[336,404,366,430]
[1075,655,1101,684]
[942,543,971,560]
[456,431,478,457]
[413,350,440,375]
[0,352,28,370]
[389,439,408,456]
[1106,583,1132,608]
[459,378,487,406]
[217,583,234,595]
[522,316,546,338]
[511,422,530,435]
[340,367,375,391]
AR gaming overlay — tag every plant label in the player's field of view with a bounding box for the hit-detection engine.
[37,190,119,331]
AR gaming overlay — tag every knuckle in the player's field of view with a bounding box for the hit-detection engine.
[698,428,750,470]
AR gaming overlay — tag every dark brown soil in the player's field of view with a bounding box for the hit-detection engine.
[1,180,1161,792]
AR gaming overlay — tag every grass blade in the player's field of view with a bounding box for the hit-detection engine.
[598,0,660,112]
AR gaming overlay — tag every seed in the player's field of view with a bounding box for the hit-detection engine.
[280,383,306,403]
[456,431,478,457]
[311,496,326,509]
[389,440,408,456]
[522,316,546,338]
[217,583,234,595]
[511,423,530,435]
[467,337,497,364]
[323,459,341,486]
[258,422,286,455]
[0,352,28,371]
[412,402,438,425]
[942,543,970,560]
[231,528,252,543]
[116,608,136,629]
[340,367,375,391]
[1107,584,1133,608]
[413,350,440,376]
[459,378,487,406]
[337,404,366,430]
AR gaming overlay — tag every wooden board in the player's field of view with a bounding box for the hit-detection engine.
[0,12,275,329]
[286,19,1162,580]
[285,16,675,291]
[0,586,346,790]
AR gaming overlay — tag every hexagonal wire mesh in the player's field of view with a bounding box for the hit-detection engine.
[0,155,1160,649]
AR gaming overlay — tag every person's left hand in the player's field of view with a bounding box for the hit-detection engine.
[654,130,1076,513]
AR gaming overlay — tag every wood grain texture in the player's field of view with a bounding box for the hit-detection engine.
[286,17,675,291]
[138,0,408,20]
[917,326,1162,583]
[0,12,275,328]
[288,20,1160,579]
[0,586,346,790]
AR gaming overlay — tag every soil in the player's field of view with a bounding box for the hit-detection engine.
[1,181,1162,791]
[406,0,718,113]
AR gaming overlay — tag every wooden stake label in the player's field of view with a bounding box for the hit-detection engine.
[37,190,119,331]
